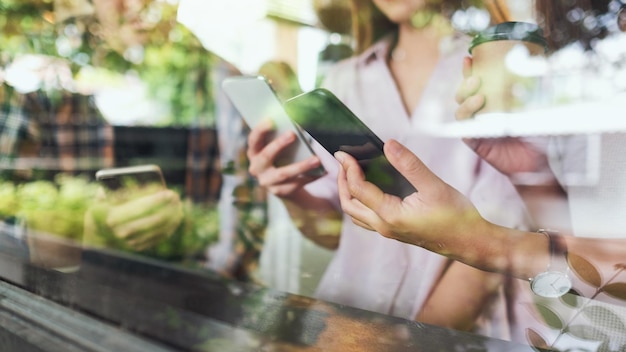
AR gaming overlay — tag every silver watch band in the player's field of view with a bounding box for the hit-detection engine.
[537,228,569,274]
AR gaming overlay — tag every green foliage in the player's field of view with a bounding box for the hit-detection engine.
[0,0,216,126]
[140,26,216,126]
[0,175,100,240]
[0,0,56,65]
[0,175,219,261]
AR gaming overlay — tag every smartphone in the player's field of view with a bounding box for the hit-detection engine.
[284,88,417,198]
[95,164,166,192]
[222,75,326,177]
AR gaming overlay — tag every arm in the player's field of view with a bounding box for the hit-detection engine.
[416,261,504,331]
[247,119,342,249]
[335,139,626,294]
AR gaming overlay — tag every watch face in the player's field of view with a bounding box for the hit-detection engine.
[531,271,572,298]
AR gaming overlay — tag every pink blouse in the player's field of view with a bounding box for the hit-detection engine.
[305,35,531,340]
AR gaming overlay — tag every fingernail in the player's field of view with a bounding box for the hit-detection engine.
[281,132,295,143]
[386,140,402,157]
[309,157,320,166]
[334,151,345,163]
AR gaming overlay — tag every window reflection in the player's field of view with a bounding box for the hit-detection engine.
[1,0,626,351]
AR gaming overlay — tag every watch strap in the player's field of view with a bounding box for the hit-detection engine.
[537,228,569,274]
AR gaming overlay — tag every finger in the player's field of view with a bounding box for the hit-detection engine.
[113,208,172,239]
[125,204,182,250]
[256,156,321,188]
[334,151,387,214]
[336,156,353,203]
[248,131,298,176]
[351,217,376,232]
[247,118,276,155]
[335,156,388,233]
[384,140,445,199]
[462,56,473,78]
[455,76,481,105]
[106,190,178,227]
[455,95,486,120]
[336,156,374,225]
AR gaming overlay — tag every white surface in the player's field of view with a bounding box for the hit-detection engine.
[177,0,275,74]
[418,92,626,138]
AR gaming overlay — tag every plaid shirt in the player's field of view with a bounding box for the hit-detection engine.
[0,83,32,165]
[0,82,114,178]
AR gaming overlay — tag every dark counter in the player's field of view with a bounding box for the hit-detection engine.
[0,241,539,351]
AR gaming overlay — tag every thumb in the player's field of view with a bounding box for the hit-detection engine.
[384,139,443,195]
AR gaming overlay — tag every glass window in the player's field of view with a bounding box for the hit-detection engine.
[1,0,626,351]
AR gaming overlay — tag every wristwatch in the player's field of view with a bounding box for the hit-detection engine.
[530,229,572,298]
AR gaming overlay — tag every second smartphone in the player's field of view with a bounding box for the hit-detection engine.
[222,75,325,177]
[284,88,417,198]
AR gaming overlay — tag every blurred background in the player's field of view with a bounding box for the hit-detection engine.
[1,0,514,126]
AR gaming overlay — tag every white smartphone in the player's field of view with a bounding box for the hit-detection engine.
[222,75,326,177]
[95,164,166,192]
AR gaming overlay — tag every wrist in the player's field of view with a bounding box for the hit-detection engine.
[529,229,572,298]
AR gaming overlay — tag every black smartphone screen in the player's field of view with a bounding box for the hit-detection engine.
[284,88,417,198]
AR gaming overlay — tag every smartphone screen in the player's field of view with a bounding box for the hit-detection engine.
[284,88,417,198]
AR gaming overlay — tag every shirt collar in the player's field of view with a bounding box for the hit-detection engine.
[357,35,395,66]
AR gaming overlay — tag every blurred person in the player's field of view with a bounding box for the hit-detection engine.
[246,0,534,340]
[339,0,626,349]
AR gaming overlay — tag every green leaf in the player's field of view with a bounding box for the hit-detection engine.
[601,282,626,301]
[581,305,626,334]
[534,303,565,330]
[560,289,583,308]
[565,324,608,342]
[568,252,603,288]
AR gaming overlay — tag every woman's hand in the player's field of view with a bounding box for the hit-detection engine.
[455,57,551,179]
[247,119,323,199]
[455,57,486,120]
[335,139,488,250]
[84,189,183,251]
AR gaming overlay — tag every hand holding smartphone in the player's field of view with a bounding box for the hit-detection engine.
[284,88,417,198]
[222,75,325,177]
[91,164,182,251]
